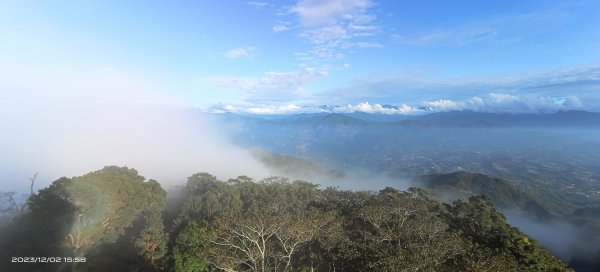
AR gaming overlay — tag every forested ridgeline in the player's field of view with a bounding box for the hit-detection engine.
[0,166,571,271]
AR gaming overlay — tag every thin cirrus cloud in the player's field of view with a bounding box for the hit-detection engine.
[212,0,383,107]
[207,67,328,103]
[390,4,577,48]
[287,0,381,61]
[316,65,600,105]
[246,1,270,8]
[225,47,257,59]
[272,25,291,32]
[392,27,498,47]
[352,42,383,48]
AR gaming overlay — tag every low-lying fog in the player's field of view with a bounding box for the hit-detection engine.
[0,68,271,193]
[504,210,600,265]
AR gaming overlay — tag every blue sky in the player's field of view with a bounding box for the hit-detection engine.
[1,0,600,114]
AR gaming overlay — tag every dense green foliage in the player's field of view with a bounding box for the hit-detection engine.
[0,167,571,271]
[0,166,167,272]
[170,172,569,271]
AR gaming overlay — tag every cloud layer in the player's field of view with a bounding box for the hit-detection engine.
[208,93,599,116]
[319,65,600,104]
[207,65,600,115]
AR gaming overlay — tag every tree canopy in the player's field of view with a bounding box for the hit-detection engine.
[0,167,572,271]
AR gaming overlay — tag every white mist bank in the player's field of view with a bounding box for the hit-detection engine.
[504,210,600,262]
[0,68,271,192]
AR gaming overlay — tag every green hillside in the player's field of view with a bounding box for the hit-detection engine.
[419,171,553,220]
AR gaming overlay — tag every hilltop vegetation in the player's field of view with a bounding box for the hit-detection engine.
[0,166,571,271]
[0,166,167,271]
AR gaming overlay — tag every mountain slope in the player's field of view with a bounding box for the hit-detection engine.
[418,172,553,220]
[399,110,600,128]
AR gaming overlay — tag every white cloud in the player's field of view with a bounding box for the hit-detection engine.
[247,1,269,8]
[208,90,600,116]
[288,0,380,61]
[302,65,329,76]
[208,68,325,102]
[290,0,371,28]
[487,93,519,103]
[336,102,420,114]
[562,96,583,108]
[425,99,460,110]
[247,104,300,114]
[241,104,304,114]
[209,101,423,115]
[318,65,600,107]
[272,25,290,32]
[352,41,382,48]
[225,47,256,59]
[209,103,306,115]
[423,93,584,113]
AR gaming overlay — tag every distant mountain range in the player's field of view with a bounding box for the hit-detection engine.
[399,110,600,128]
[211,110,600,128]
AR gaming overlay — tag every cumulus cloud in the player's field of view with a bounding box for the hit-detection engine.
[225,47,256,59]
[208,91,600,116]
[208,101,422,115]
[211,104,304,115]
[562,96,584,108]
[424,99,461,110]
[335,102,419,114]
[423,93,600,113]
